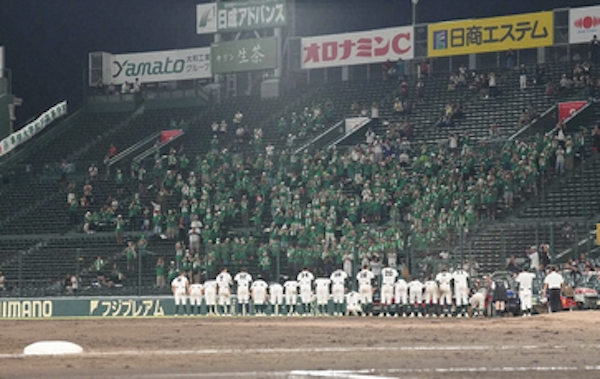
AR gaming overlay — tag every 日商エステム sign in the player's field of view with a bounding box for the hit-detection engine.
[428,11,553,58]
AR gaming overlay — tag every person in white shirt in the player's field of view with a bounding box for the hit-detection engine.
[345,291,363,316]
[234,269,253,316]
[408,278,424,317]
[269,282,284,316]
[515,267,536,317]
[423,277,440,317]
[189,280,203,316]
[543,266,565,313]
[356,265,375,316]
[452,268,470,318]
[527,246,540,272]
[216,267,233,316]
[342,251,353,278]
[330,269,347,316]
[469,278,488,318]
[314,277,332,316]
[171,271,190,316]
[297,268,315,316]
[387,251,397,269]
[436,267,453,317]
[251,277,269,315]
[380,265,398,317]
[284,279,299,316]
[394,277,409,317]
[203,280,218,316]
[188,216,202,254]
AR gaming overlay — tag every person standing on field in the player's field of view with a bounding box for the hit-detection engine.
[189,280,203,316]
[330,268,348,316]
[297,267,315,316]
[234,268,252,316]
[216,267,233,316]
[379,265,398,317]
[543,266,565,313]
[356,265,375,316]
[172,271,190,316]
[515,267,536,317]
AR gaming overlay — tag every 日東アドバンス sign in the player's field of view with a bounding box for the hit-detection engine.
[428,11,553,58]
[197,0,286,35]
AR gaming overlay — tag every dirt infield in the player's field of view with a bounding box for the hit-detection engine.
[1,312,599,379]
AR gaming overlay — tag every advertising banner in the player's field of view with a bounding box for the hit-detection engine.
[0,101,68,158]
[569,6,600,44]
[428,11,553,58]
[301,26,414,70]
[160,129,183,143]
[558,100,587,122]
[196,3,218,35]
[211,37,278,74]
[110,47,211,85]
[0,297,168,319]
[197,0,286,35]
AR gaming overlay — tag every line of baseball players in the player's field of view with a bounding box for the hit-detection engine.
[171,264,540,317]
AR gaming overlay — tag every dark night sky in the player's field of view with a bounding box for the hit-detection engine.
[0,0,598,123]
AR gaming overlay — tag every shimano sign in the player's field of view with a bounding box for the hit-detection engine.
[104,47,212,85]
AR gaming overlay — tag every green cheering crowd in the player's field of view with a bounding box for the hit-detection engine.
[116,118,578,282]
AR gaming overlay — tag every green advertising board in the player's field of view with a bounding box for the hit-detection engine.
[211,37,278,74]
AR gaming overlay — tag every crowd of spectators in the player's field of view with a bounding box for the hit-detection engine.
[61,58,600,289]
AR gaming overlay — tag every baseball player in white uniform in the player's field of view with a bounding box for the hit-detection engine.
[314,277,332,316]
[251,276,269,315]
[269,282,284,316]
[408,277,424,317]
[356,265,375,316]
[297,268,315,316]
[423,276,439,317]
[234,268,253,316]
[452,268,470,318]
[515,267,536,317]
[203,279,218,316]
[171,271,190,316]
[189,280,203,316]
[435,267,453,317]
[216,267,233,316]
[380,265,398,317]
[394,277,408,317]
[469,279,487,318]
[345,290,363,316]
[330,268,348,316]
[284,279,299,315]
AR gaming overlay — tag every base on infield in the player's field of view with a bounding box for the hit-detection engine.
[23,341,83,356]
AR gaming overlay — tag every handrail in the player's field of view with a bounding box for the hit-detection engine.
[294,119,344,155]
[508,105,556,141]
[327,117,372,149]
[132,131,186,164]
[106,131,161,168]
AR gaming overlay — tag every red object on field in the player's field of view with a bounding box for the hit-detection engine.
[161,129,183,143]
[558,101,587,122]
